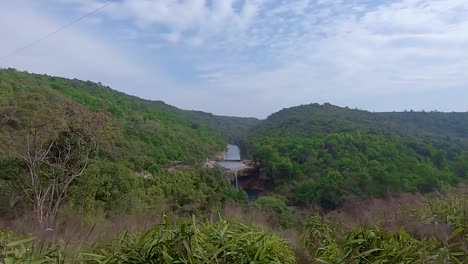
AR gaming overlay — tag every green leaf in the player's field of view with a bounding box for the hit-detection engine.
[29,258,50,264]
[5,237,35,247]
[360,248,384,256]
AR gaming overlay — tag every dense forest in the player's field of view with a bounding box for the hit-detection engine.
[246,103,468,209]
[0,69,257,224]
[0,69,467,263]
[0,69,259,170]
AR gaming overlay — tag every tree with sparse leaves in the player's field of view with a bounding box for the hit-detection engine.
[1,92,111,227]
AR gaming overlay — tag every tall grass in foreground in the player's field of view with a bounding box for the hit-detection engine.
[0,229,65,264]
[2,191,466,263]
[83,215,295,263]
[301,190,468,263]
[302,216,466,263]
[1,217,295,264]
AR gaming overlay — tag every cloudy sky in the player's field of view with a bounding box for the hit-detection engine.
[1,0,467,118]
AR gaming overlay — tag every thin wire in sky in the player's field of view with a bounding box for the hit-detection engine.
[0,0,115,62]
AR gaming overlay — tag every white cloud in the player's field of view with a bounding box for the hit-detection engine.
[0,0,178,99]
[2,0,468,117]
[68,0,263,46]
[192,0,468,116]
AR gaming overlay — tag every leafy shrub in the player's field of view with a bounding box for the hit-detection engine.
[412,190,468,258]
[415,191,468,230]
[0,229,64,263]
[302,215,467,263]
[224,188,248,203]
[339,225,441,263]
[300,214,341,260]
[253,195,300,228]
[1,216,296,263]
[82,216,296,264]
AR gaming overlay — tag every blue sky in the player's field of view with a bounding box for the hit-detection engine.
[1,0,467,118]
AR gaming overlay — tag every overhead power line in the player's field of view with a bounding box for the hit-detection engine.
[0,0,115,62]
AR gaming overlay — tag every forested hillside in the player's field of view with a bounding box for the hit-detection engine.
[246,103,468,209]
[0,69,258,170]
[0,69,255,225]
[377,111,468,145]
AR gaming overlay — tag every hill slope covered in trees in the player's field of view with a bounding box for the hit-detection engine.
[246,103,468,208]
[0,69,257,223]
[0,69,258,170]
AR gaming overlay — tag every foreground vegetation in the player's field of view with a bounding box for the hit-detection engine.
[0,217,295,263]
[1,190,466,263]
[302,192,468,263]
